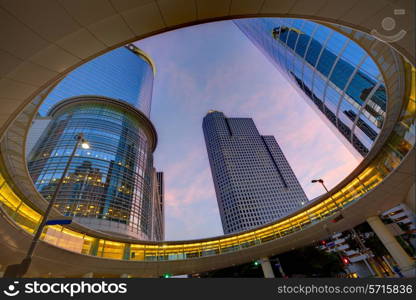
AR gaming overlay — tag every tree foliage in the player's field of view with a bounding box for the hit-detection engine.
[200,245,345,278]
[277,245,345,277]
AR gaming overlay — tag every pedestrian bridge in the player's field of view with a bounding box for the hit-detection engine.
[0,0,414,277]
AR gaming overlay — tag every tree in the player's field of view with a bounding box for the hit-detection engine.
[276,245,345,277]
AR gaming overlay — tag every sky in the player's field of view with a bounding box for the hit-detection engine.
[135,20,362,241]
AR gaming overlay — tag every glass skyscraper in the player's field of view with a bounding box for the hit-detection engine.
[203,111,308,234]
[150,170,165,241]
[38,44,154,117]
[28,96,162,240]
[27,44,163,240]
[234,18,387,157]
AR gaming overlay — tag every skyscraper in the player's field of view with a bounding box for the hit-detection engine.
[38,44,155,117]
[27,43,164,240]
[150,170,165,241]
[28,96,163,240]
[28,44,155,160]
[234,18,387,157]
[234,18,413,253]
[203,111,308,234]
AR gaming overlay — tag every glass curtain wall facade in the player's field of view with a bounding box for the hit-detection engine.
[28,97,159,240]
[150,170,164,241]
[234,18,387,157]
[38,44,154,117]
[203,111,308,234]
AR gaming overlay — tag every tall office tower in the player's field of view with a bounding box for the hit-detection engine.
[38,44,154,117]
[156,172,165,239]
[234,18,387,157]
[203,111,308,234]
[28,96,162,240]
[150,170,165,241]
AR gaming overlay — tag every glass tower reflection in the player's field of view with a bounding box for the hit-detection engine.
[38,44,154,117]
[234,18,387,157]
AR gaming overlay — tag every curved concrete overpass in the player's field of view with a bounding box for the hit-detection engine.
[0,0,415,277]
[1,0,415,135]
[0,149,414,277]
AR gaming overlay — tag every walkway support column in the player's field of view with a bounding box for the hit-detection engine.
[404,183,415,213]
[260,257,275,278]
[367,216,415,272]
[82,272,94,278]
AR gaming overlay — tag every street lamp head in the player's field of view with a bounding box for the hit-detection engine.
[81,141,90,149]
[75,133,90,149]
[311,179,324,183]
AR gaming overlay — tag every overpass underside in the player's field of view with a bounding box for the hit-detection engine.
[0,0,415,277]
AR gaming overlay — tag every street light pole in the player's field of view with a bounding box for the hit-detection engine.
[311,178,329,193]
[311,178,340,210]
[4,133,89,278]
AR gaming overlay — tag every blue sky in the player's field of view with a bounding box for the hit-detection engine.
[135,20,361,241]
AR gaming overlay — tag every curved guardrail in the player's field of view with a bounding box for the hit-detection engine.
[0,61,414,263]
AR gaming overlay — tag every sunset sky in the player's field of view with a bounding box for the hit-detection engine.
[135,20,361,241]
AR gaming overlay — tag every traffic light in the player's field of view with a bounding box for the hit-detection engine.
[321,240,326,246]
[331,214,344,223]
[253,261,260,267]
[162,273,172,278]
[341,257,350,265]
